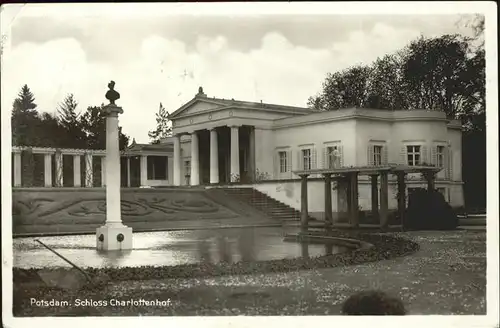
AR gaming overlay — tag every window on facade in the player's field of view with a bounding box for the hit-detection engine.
[302,148,312,170]
[147,156,167,180]
[373,145,383,166]
[326,146,340,168]
[184,160,191,176]
[278,151,288,173]
[436,145,445,168]
[407,145,421,166]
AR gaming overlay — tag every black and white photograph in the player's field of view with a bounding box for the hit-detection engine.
[1,2,498,327]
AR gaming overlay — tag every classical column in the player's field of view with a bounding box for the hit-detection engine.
[85,153,93,187]
[126,156,131,187]
[55,151,63,187]
[140,155,148,186]
[101,156,106,187]
[370,174,379,219]
[349,172,359,228]
[13,152,22,187]
[230,125,240,182]
[173,134,182,186]
[73,155,81,187]
[324,173,333,230]
[44,154,52,187]
[95,82,132,251]
[396,172,407,230]
[103,105,123,226]
[209,128,219,184]
[300,174,309,231]
[379,172,389,229]
[190,132,200,185]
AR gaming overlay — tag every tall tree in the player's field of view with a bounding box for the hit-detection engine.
[148,102,172,144]
[401,34,471,117]
[80,105,130,150]
[37,112,67,147]
[11,85,40,146]
[365,52,407,110]
[57,94,86,148]
[310,65,371,111]
[307,94,326,111]
[459,14,486,211]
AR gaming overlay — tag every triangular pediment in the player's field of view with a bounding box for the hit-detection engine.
[169,97,229,119]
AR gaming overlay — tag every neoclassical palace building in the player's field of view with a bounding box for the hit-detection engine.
[166,87,462,216]
[11,87,464,222]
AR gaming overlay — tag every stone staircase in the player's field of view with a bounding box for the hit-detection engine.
[221,187,315,223]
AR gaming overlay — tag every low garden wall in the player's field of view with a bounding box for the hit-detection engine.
[12,187,272,235]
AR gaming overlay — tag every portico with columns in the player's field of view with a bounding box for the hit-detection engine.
[168,87,308,187]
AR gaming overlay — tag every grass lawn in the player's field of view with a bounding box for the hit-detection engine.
[13,230,486,316]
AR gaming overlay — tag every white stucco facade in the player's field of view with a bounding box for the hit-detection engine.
[167,88,464,212]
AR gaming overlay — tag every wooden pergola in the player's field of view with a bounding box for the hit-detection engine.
[293,165,442,231]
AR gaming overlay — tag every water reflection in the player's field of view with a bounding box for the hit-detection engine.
[99,250,133,267]
[13,227,348,269]
[238,229,255,262]
[325,244,334,256]
[197,239,212,263]
[301,242,310,259]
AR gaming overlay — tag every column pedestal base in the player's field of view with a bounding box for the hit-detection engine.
[96,224,133,251]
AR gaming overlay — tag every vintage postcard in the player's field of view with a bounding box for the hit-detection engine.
[1,2,498,328]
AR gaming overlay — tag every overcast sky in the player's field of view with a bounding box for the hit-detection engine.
[1,3,479,143]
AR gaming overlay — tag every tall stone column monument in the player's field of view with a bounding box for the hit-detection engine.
[96,81,133,251]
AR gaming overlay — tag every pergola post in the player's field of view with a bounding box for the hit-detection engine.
[370,174,379,220]
[396,172,407,230]
[349,172,359,228]
[379,172,389,229]
[300,173,309,231]
[323,173,333,230]
[345,177,351,220]
[424,170,436,191]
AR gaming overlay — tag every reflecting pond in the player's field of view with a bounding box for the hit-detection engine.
[13,226,348,269]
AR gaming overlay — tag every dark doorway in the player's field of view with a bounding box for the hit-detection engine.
[218,127,230,184]
[198,130,210,184]
[63,155,74,187]
[33,154,45,187]
[120,157,128,187]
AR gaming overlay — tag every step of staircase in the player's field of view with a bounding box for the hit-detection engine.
[221,187,313,223]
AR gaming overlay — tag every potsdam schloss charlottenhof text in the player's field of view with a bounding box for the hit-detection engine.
[30,298,172,308]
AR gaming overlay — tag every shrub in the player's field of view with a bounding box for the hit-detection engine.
[341,290,407,315]
[405,188,458,230]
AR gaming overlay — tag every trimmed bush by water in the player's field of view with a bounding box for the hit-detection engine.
[405,188,458,230]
